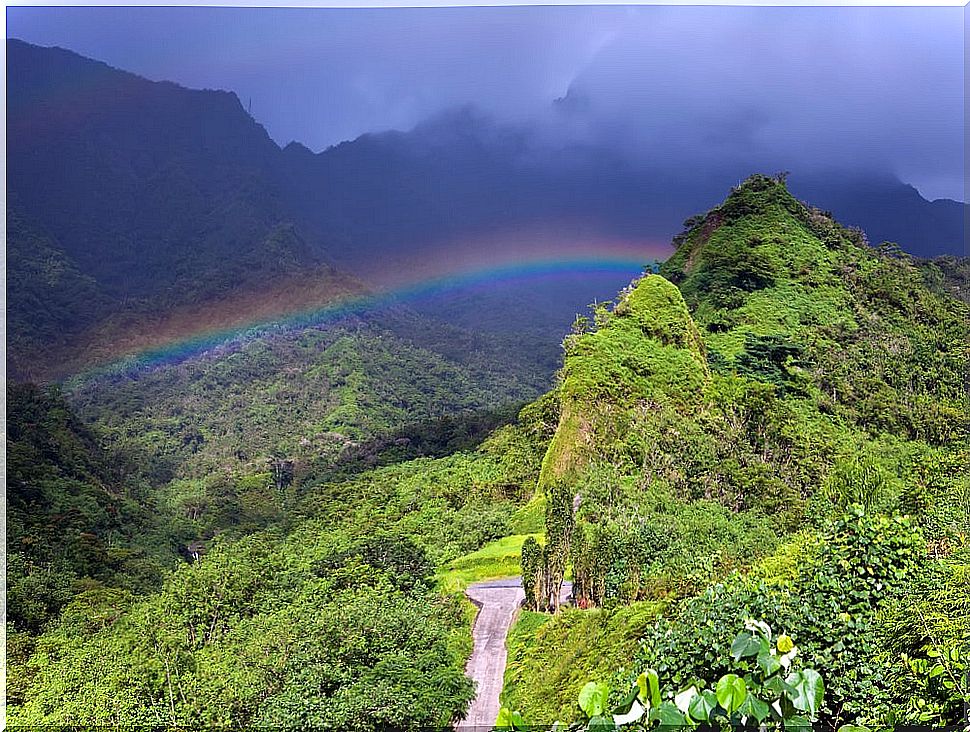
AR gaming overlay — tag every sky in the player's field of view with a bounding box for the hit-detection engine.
[6,5,966,201]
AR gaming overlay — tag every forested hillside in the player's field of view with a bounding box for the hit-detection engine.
[8,174,968,729]
[68,312,550,486]
[924,254,970,304]
[5,39,350,380]
[504,175,969,729]
[6,379,556,726]
[7,39,967,383]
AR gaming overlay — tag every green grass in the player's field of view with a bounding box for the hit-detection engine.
[509,493,546,534]
[437,533,543,593]
[501,601,664,724]
[446,594,481,662]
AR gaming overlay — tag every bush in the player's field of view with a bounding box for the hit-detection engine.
[499,620,824,731]
[625,508,924,728]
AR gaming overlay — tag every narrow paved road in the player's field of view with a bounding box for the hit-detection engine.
[457,578,571,732]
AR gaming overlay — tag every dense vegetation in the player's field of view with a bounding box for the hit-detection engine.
[6,384,185,635]
[7,378,556,726]
[502,620,827,731]
[68,315,548,483]
[922,254,970,304]
[508,175,969,728]
[7,174,968,729]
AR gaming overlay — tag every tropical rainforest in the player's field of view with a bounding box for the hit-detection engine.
[5,37,970,732]
[9,173,969,730]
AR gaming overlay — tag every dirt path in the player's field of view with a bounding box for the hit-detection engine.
[457,578,571,732]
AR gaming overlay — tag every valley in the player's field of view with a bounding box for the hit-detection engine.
[5,31,970,732]
[8,175,969,730]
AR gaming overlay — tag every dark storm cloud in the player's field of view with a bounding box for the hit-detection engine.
[6,5,965,200]
[542,6,964,199]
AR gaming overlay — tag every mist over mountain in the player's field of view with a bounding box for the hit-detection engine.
[290,105,967,268]
[5,13,970,730]
[10,5,962,200]
[6,39,966,379]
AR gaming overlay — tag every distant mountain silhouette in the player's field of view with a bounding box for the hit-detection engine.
[7,39,966,376]
[7,39,343,376]
[790,174,966,258]
[7,40,323,300]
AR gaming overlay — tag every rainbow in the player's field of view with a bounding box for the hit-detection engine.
[68,251,667,384]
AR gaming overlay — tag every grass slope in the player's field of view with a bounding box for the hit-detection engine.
[501,602,663,724]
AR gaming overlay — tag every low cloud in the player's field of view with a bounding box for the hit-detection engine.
[7,4,965,200]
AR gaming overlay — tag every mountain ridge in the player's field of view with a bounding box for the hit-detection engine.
[7,173,969,730]
[512,175,968,726]
[7,38,967,385]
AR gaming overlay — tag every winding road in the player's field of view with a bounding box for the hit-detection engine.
[457,578,571,732]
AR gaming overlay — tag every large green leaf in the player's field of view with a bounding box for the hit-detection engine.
[579,682,610,718]
[688,690,718,722]
[739,693,771,723]
[651,702,687,730]
[639,669,662,709]
[763,674,794,699]
[785,669,824,717]
[715,674,748,715]
[588,714,617,731]
[757,648,782,676]
[496,707,525,729]
[614,685,639,716]
[731,631,763,661]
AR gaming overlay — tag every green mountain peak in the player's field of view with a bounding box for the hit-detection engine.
[540,273,708,490]
[524,174,968,619]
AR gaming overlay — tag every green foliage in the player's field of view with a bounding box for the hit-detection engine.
[6,383,184,633]
[625,508,927,728]
[521,480,574,611]
[570,488,780,605]
[735,333,804,393]
[663,176,969,449]
[312,533,435,593]
[920,254,970,304]
[71,323,546,488]
[7,371,555,727]
[906,444,970,544]
[503,178,964,729]
[500,620,824,730]
[502,602,664,724]
[10,532,474,729]
[874,546,970,726]
[12,174,969,728]
[521,536,545,611]
[540,275,707,491]
[6,205,110,378]
[439,534,542,593]
[822,455,896,513]
[531,174,969,626]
